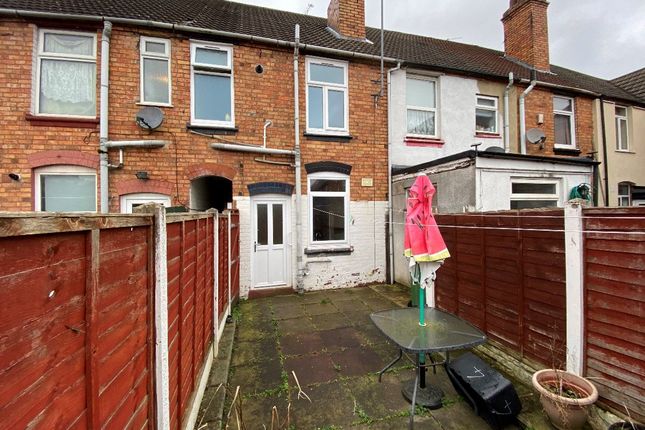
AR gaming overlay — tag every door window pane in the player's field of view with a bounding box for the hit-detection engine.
[194,74,231,121]
[41,175,95,211]
[312,196,345,241]
[310,63,344,84]
[310,179,345,192]
[257,204,268,245]
[272,204,283,245]
[308,86,323,129]
[328,89,345,128]
[143,58,169,104]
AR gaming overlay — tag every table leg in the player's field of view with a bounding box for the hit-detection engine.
[402,353,444,410]
[378,349,403,382]
[409,367,419,430]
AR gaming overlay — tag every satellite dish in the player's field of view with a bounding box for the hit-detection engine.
[485,146,505,153]
[526,128,546,145]
[135,106,164,130]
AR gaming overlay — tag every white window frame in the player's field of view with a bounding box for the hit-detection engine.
[120,193,171,213]
[615,106,629,152]
[305,56,349,135]
[308,172,350,245]
[617,182,631,206]
[34,165,97,212]
[190,41,234,127]
[475,95,498,134]
[406,75,438,138]
[140,36,171,106]
[553,96,576,149]
[509,179,560,209]
[35,28,97,118]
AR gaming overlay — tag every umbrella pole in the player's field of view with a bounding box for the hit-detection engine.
[418,263,426,389]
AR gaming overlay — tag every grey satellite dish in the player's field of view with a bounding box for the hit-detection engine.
[485,146,505,153]
[526,128,546,145]
[135,106,164,130]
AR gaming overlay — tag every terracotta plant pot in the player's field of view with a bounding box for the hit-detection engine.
[532,369,599,430]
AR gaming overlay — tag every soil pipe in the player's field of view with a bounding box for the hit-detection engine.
[503,72,514,152]
[519,69,537,155]
[99,21,112,212]
[599,97,610,206]
[294,24,304,294]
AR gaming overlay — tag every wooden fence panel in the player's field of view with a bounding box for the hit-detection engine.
[583,208,645,422]
[230,212,240,302]
[218,216,230,319]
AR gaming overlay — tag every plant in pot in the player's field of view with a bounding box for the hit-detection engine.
[532,368,599,430]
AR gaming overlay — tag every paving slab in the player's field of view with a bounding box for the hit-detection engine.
[227,357,284,396]
[311,311,353,330]
[330,345,388,378]
[279,331,327,356]
[276,315,315,335]
[343,373,411,420]
[289,380,357,429]
[318,326,364,351]
[230,335,280,367]
[304,301,340,316]
[283,352,338,386]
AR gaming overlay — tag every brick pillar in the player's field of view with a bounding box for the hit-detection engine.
[327,0,366,40]
[502,0,550,71]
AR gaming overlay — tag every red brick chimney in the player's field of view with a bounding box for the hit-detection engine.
[502,0,550,71]
[327,0,366,40]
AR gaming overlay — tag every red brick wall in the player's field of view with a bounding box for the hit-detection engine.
[327,0,366,39]
[0,20,386,212]
[523,87,593,156]
[502,0,550,71]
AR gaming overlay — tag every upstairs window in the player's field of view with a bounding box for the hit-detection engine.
[476,95,498,134]
[615,106,629,151]
[407,76,437,137]
[306,57,348,134]
[553,96,576,148]
[190,42,234,127]
[618,182,631,206]
[140,37,171,105]
[36,29,97,117]
[35,165,96,212]
[510,180,559,209]
[308,173,349,244]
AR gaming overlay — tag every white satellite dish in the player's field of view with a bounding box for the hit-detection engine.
[526,128,546,145]
[135,106,164,130]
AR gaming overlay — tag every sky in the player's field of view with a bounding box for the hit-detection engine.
[232,0,645,80]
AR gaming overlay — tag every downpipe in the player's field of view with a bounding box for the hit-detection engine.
[99,21,112,213]
[503,72,514,153]
[519,69,537,155]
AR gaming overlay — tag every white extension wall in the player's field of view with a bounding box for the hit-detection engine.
[235,196,387,297]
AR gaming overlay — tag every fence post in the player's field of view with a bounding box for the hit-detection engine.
[227,210,232,318]
[213,210,219,357]
[564,202,584,375]
[153,205,171,430]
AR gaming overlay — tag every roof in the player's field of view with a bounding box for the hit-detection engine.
[392,150,598,177]
[0,0,642,105]
[611,68,645,103]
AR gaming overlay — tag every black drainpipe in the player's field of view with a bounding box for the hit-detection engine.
[599,97,610,206]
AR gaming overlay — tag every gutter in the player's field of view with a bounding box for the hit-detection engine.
[0,8,401,64]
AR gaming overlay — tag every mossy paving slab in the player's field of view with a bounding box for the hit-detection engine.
[289,381,357,429]
[234,323,274,342]
[429,399,492,430]
[354,414,441,430]
[277,315,315,335]
[271,302,307,320]
[226,392,290,429]
[284,353,338,386]
[304,301,340,316]
[280,331,327,356]
[230,335,280,366]
[312,312,353,331]
[318,327,364,351]
[331,346,388,378]
[227,358,284,396]
[334,298,368,313]
[343,373,411,420]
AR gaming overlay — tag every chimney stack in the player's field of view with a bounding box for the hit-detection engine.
[327,0,366,40]
[502,0,550,71]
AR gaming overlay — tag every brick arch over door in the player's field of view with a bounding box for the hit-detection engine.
[115,179,174,197]
[28,150,99,169]
[186,163,236,181]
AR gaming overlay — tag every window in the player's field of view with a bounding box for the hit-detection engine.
[510,180,559,209]
[615,106,629,151]
[308,173,349,244]
[407,76,437,137]
[140,37,171,105]
[36,29,97,117]
[306,57,348,134]
[34,166,96,211]
[120,193,171,213]
[553,96,576,148]
[190,42,234,127]
[476,95,498,133]
[618,183,631,206]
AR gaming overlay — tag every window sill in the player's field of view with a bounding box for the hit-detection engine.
[404,137,445,147]
[186,124,238,135]
[475,132,501,139]
[304,132,353,142]
[553,146,581,155]
[615,150,635,154]
[305,245,353,256]
[137,102,173,108]
[25,113,99,128]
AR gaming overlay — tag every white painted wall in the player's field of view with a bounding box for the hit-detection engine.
[475,157,593,212]
[390,70,505,168]
[236,196,387,297]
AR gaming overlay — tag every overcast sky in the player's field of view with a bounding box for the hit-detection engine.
[233,0,645,80]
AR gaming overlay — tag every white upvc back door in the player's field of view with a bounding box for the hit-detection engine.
[252,199,287,288]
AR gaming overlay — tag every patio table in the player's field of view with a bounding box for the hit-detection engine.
[370,307,486,429]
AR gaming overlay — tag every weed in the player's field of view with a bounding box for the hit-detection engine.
[333,363,342,372]
[352,400,373,425]
[231,305,242,322]
[320,298,331,304]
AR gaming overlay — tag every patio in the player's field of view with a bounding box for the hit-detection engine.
[196,285,555,429]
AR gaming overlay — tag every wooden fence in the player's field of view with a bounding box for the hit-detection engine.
[0,209,239,430]
[434,207,644,421]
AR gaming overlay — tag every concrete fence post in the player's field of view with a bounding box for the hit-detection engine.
[153,204,171,430]
[565,202,585,375]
